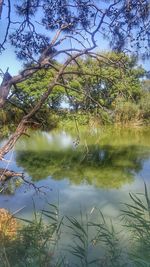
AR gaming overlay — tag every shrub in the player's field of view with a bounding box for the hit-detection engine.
[114,100,141,124]
[139,91,150,123]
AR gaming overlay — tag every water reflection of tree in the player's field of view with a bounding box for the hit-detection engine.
[16,144,150,189]
[0,178,22,195]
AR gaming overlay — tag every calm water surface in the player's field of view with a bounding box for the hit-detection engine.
[0,126,150,220]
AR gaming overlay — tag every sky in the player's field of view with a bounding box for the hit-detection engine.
[0,1,149,80]
[0,46,22,75]
[0,3,106,77]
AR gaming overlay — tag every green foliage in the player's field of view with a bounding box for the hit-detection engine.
[12,54,145,111]
[139,91,150,123]
[12,67,64,110]
[65,53,145,111]
[0,104,24,137]
[114,99,141,125]
[0,204,63,267]
[142,79,150,92]
[1,52,149,131]
[59,111,90,128]
[67,212,123,267]
[1,186,150,266]
[0,125,10,138]
[121,184,150,265]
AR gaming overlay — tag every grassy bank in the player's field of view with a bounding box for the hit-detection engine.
[1,185,150,267]
[1,90,150,139]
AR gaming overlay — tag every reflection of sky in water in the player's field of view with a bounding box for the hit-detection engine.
[1,175,150,221]
[14,130,74,152]
[42,131,73,148]
[0,127,150,220]
[0,177,126,218]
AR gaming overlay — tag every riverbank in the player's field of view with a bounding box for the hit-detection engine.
[1,105,150,139]
[1,185,150,267]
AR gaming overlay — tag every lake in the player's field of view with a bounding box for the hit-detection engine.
[0,126,150,220]
[1,126,150,265]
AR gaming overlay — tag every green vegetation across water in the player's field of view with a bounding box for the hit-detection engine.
[0,53,150,138]
[0,2,150,266]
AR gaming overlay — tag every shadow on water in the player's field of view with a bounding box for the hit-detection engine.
[0,126,150,196]
[15,142,150,189]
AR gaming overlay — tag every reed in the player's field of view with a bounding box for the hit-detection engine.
[1,185,150,266]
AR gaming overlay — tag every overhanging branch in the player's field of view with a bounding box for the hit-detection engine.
[0,0,3,18]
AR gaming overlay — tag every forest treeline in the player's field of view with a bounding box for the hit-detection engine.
[0,52,150,137]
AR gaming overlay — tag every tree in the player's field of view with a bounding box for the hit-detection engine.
[10,68,65,112]
[0,0,150,161]
[63,53,145,111]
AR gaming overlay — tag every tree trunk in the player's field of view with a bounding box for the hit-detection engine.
[0,0,3,18]
[0,84,10,107]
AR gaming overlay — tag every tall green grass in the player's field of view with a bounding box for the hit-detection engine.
[121,183,150,266]
[0,203,63,267]
[1,185,150,266]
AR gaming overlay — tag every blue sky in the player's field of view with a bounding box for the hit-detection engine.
[0,1,149,79]
[0,39,149,81]
[0,46,22,75]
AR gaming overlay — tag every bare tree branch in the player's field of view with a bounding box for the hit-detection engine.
[0,45,97,160]
[0,0,149,169]
[0,0,3,19]
[0,27,77,108]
